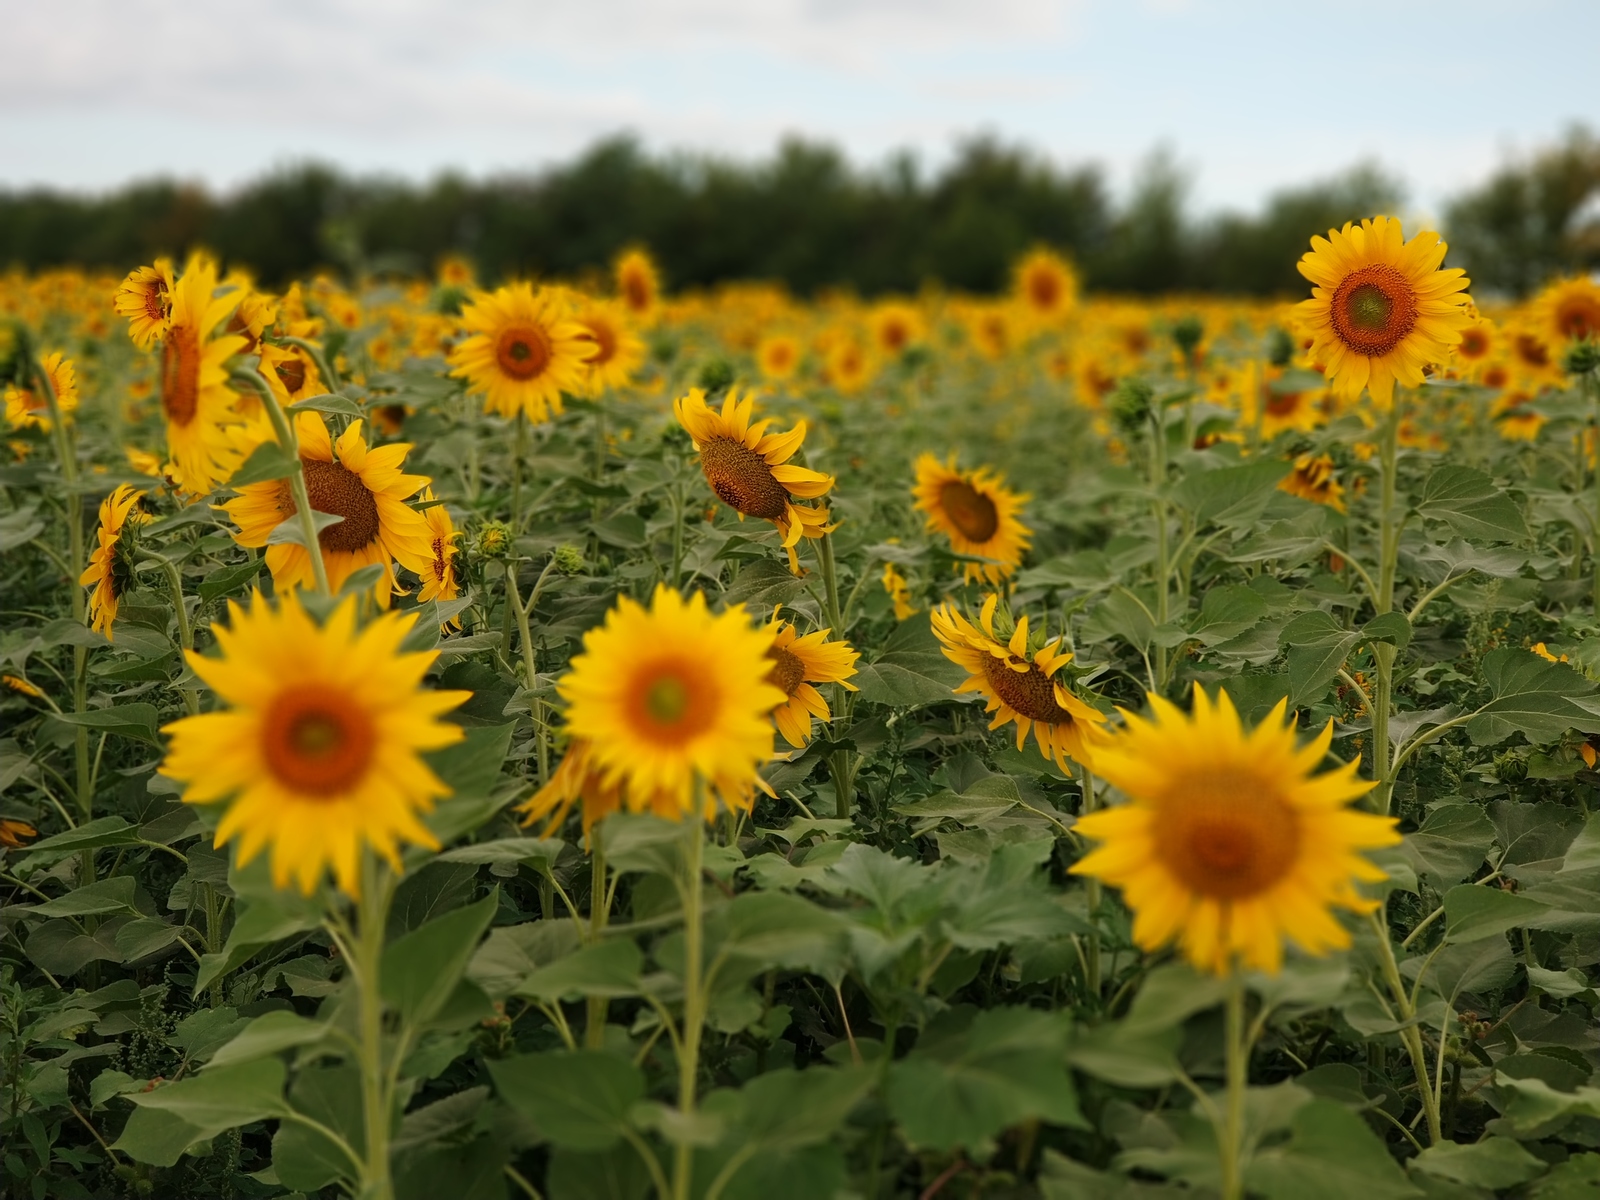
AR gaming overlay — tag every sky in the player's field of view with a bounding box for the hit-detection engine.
[2,0,1596,218]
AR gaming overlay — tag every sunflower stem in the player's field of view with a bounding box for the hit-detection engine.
[1367,908,1443,1145]
[585,820,611,1049]
[1370,403,1401,814]
[1080,767,1102,1001]
[243,368,333,595]
[355,855,397,1200]
[1150,402,1171,689]
[673,798,707,1200]
[145,553,199,715]
[1589,375,1600,616]
[1218,970,1247,1200]
[816,531,856,818]
[505,559,556,788]
[511,411,527,534]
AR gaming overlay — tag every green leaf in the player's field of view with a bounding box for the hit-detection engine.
[1279,610,1361,707]
[228,440,299,486]
[1170,458,1292,526]
[1492,1074,1600,1138]
[1417,465,1528,542]
[24,918,127,975]
[1403,805,1496,887]
[884,1006,1083,1150]
[1443,883,1552,943]
[468,919,582,999]
[1189,583,1267,645]
[517,939,643,1001]
[437,836,564,869]
[20,816,139,860]
[288,392,364,417]
[195,893,322,994]
[114,1060,289,1165]
[208,1011,329,1069]
[382,890,497,1026]
[1362,611,1412,650]
[703,1065,874,1154]
[1246,1099,1420,1199]
[197,557,265,605]
[708,890,846,978]
[115,918,184,961]
[1468,649,1600,746]
[26,876,140,917]
[545,1148,653,1200]
[51,703,160,745]
[1411,1138,1548,1189]
[273,1063,364,1191]
[266,508,346,547]
[852,611,969,706]
[488,1050,645,1151]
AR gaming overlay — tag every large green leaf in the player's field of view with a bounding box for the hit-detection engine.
[488,1050,645,1151]
[1417,465,1528,542]
[1246,1099,1419,1199]
[113,1059,288,1166]
[1411,1138,1547,1189]
[852,612,969,706]
[382,889,498,1026]
[1467,648,1599,746]
[1443,884,1552,944]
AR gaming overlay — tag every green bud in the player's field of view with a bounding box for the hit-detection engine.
[1266,326,1293,367]
[1493,749,1528,785]
[553,544,585,574]
[1109,378,1154,435]
[1172,316,1204,358]
[475,520,513,560]
[696,356,735,394]
[1563,337,1600,378]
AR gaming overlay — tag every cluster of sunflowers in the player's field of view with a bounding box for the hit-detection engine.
[6,216,1600,1200]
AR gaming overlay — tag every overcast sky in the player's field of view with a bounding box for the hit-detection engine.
[2,0,1595,217]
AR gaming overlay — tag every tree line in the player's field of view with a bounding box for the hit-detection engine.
[2,128,1596,298]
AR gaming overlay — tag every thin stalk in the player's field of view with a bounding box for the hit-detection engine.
[1150,406,1171,689]
[672,802,706,1200]
[1080,766,1102,1000]
[585,819,611,1049]
[237,368,331,594]
[1218,971,1247,1200]
[1590,376,1600,615]
[512,412,527,533]
[355,857,397,1200]
[145,554,199,714]
[1370,404,1401,813]
[505,559,557,787]
[669,484,686,589]
[1367,909,1443,1144]
[816,531,856,818]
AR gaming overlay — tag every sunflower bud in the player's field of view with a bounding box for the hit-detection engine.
[1563,338,1600,378]
[553,544,585,574]
[696,356,735,394]
[1172,315,1204,360]
[1265,326,1293,367]
[1494,749,1527,785]
[475,520,513,560]
[1109,378,1153,435]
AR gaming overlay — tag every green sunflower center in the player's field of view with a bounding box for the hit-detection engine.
[1347,284,1391,331]
[629,660,716,744]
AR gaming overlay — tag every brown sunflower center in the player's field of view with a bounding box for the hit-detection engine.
[621,269,652,313]
[262,685,376,795]
[939,479,1000,543]
[1152,771,1300,900]
[495,324,553,381]
[1458,328,1489,359]
[1482,364,1509,389]
[581,318,618,367]
[275,356,308,396]
[699,436,790,521]
[880,320,909,353]
[627,659,715,744]
[143,280,168,323]
[1027,268,1062,311]
[302,458,382,553]
[981,656,1073,724]
[765,644,807,697]
[1264,389,1303,417]
[432,536,449,581]
[1330,264,1417,357]
[1557,297,1600,341]
[160,326,202,427]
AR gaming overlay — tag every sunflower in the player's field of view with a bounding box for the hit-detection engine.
[113,259,175,350]
[765,613,859,748]
[4,352,79,431]
[1072,688,1399,974]
[1295,216,1472,408]
[258,340,325,410]
[614,248,662,323]
[882,562,918,620]
[416,488,462,619]
[551,585,784,819]
[825,338,874,394]
[932,595,1107,771]
[1454,313,1497,368]
[437,256,476,288]
[913,453,1032,584]
[1278,453,1345,512]
[160,591,469,896]
[1013,247,1079,324]
[1508,322,1560,386]
[0,819,37,849]
[757,333,801,382]
[1254,367,1327,438]
[572,298,645,394]
[160,254,248,493]
[1533,276,1600,346]
[80,483,149,639]
[222,412,435,606]
[1492,389,1545,441]
[224,276,278,354]
[448,283,595,423]
[869,302,924,358]
[674,387,834,573]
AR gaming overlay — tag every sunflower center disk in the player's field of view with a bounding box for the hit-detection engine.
[275,357,308,395]
[699,437,790,521]
[161,328,202,425]
[1264,389,1303,417]
[629,660,715,744]
[939,480,1000,543]
[1153,775,1300,900]
[262,685,376,795]
[982,656,1072,724]
[495,324,553,381]
[1329,265,1417,356]
[765,645,807,698]
[143,283,167,323]
[1558,298,1600,341]
[302,458,382,553]
[583,320,618,366]
[1028,271,1061,310]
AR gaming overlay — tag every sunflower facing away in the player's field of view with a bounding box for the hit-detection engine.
[913,452,1032,584]
[161,591,469,896]
[81,484,149,639]
[223,412,434,606]
[417,488,462,618]
[1295,216,1472,408]
[1071,687,1400,975]
[530,586,784,827]
[448,282,595,423]
[113,259,175,350]
[765,613,860,748]
[675,387,835,573]
[932,595,1107,772]
[4,352,79,431]
[159,254,249,493]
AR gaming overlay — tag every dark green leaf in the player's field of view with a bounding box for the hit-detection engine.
[488,1050,645,1151]
[382,890,498,1026]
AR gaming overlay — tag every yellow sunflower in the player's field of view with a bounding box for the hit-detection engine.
[1295,216,1472,408]
[113,259,175,350]
[1454,313,1497,371]
[757,333,802,382]
[572,298,646,394]
[1278,453,1345,512]
[1071,687,1400,975]
[258,340,325,410]
[417,488,462,618]
[614,248,662,323]
[222,412,434,606]
[932,595,1107,771]
[160,254,248,493]
[80,484,149,640]
[869,302,925,358]
[1534,275,1600,347]
[1013,247,1079,324]
[160,591,469,896]
[882,562,918,620]
[912,453,1032,584]
[674,387,835,573]
[0,818,37,849]
[825,338,874,394]
[4,352,79,431]
[448,282,595,423]
[765,613,860,748]
[552,585,784,819]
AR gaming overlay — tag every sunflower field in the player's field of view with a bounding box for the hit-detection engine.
[3,226,1600,1200]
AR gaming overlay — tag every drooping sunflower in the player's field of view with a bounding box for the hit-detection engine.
[113,259,175,350]
[448,283,595,423]
[1534,275,1600,347]
[614,248,662,323]
[416,488,462,617]
[222,412,434,606]
[4,352,79,431]
[160,254,248,493]
[932,595,1107,771]
[913,453,1032,584]
[1013,247,1079,324]
[1278,453,1345,512]
[80,484,149,639]
[757,333,802,382]
[1071,687,1400,975]
[551,585,784,819]
[765,613,860,748]
[572,298,646,394]
[1295,216,1472,407]
[160,591,469,896]
[674,387,834,573]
